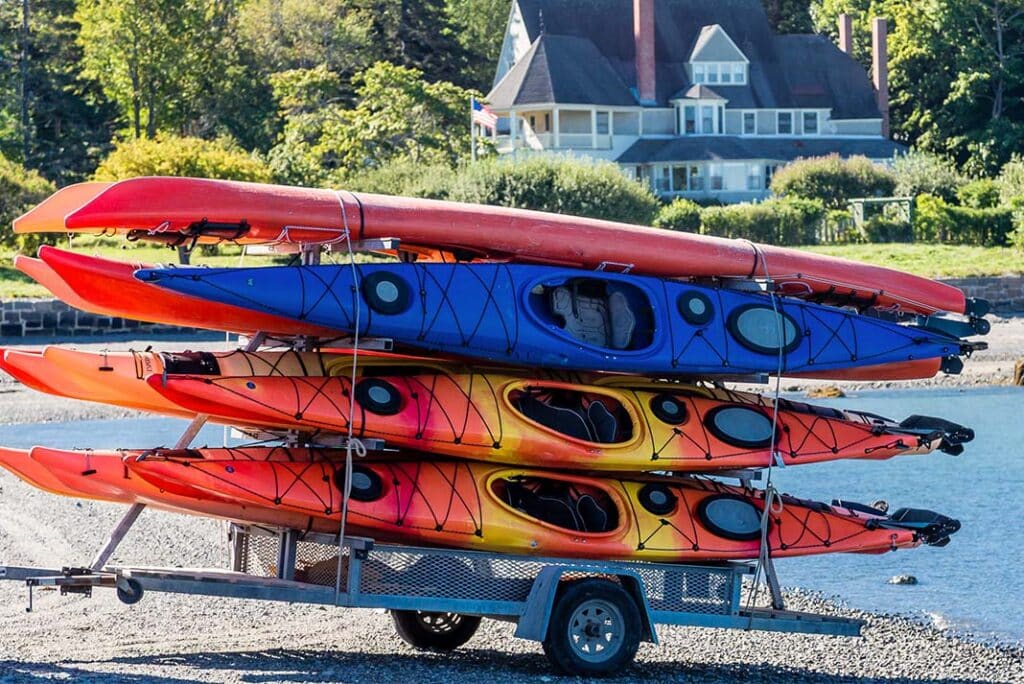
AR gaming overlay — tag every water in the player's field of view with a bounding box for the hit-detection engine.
[0,388,1021,643]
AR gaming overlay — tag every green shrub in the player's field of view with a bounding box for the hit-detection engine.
[0,154,58,251]
[94,134,273,182]
[770,155,896,209]
[698,198,823,245]
[653,198,702,233]
[957,179,1000,209]
[863,215,913,243]
[914,194,1013,246]
[344,160,456,199]
[892,151,962,203]
[446,156,659,225]
[998,155,1024,206]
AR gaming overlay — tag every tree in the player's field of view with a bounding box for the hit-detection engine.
[762,0,814,33]
[812,0,1024,171]
[268,62,480,186]
[75,0,251,141]
[446,0,509,89]
[237,0,380,77]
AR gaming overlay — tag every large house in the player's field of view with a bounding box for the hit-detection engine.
[484,0,905,203]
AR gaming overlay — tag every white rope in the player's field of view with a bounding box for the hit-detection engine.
[332,190,365,598]
[741,240,786,619]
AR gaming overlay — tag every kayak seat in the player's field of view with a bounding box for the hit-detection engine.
[576,494,611,532]
[587,400,619,443]
[503,479,616,533]
[516,394,594,441]
[504,480,582,531]
[514,393,621,444]
[549,283,636,350]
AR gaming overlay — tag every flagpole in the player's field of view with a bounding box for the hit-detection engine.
[470,96,478,163]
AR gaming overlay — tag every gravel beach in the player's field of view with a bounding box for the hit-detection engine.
[1,329,1023,683]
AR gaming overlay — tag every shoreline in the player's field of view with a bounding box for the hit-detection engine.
[1,333,1023,681]
[0,480,1020,682]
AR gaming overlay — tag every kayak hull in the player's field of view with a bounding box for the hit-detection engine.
[126,452,954,562]
[18,176,970,316]
[137,262,970,377]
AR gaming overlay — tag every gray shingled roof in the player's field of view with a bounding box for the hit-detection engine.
[488,34,636,107]
[510,0,881,118]
[616,136,907,163]
[675,84,727,100]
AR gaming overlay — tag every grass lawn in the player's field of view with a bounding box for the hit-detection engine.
[0,238,1020,299]
[806,244,1022,279]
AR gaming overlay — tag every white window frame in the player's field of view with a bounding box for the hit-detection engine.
[802,111,819,135]
[777,111,793,135]
[746,163,763,191]
[692,62,747,86]
[742,111,756,136]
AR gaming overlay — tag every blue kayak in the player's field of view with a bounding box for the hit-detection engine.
[136,263,973,377]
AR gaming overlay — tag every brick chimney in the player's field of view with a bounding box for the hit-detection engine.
[634,0,656,104]
[872,17,890,138]
[838,13,853,54]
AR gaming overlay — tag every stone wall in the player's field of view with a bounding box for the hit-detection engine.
[940,276,1024,314]
[0,299,198,338]
[2,275,1023,338]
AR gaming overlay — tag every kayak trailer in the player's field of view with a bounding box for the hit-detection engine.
[0,521,862,676]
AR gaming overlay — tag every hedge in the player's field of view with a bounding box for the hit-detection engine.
[699,198,825,245]
[769,155,896,209]
[445,156,660,225]
[93,134,273,183]
[653,198,702,233]
[914,194,1014,246]
[0,154,57,251]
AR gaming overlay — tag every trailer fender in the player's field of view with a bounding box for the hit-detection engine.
[513,567,657,644]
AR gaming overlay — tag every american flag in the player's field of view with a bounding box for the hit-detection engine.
[471,98,498,130]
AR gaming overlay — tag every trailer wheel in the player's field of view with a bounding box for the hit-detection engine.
[116,578,144,605]
[542,578,641,677]
[391,610,482,651]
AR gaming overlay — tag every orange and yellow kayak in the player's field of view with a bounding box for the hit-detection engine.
[0,446,346,532]
[125,449,961,561]
[146,368,972,471]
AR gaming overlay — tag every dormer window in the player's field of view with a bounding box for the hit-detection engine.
[689,25,750,87]
[692,62,747,85]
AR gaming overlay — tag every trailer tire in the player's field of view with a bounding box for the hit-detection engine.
[542,578,641,677]
[116,578,144,605]
[391,610,481,651]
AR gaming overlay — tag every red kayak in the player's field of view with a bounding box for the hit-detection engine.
[14,177,979,317]
[25,246,339,337]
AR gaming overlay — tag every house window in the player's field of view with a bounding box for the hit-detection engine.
[718,107,724,135]
[733,64,746,84]
[709,164,724,191]
[656,167,671,193]
[694,64,706,83]
[777,112,792,135]
[614,111,640,135]
[743,112,756,135]
[802,111,818,135]
[544,113,551,131]
[672,165,687,192]
[689,165,705,191]
[707,64,719,84]
[721,66,732,84]
[701,106,714,133]
[765,164,780,186]
[747,164,763,191]
[684,106,697,134]
[596,111,610,135]
[529,115,536,129]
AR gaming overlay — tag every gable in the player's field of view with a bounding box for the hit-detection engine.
[690,25,748,63]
